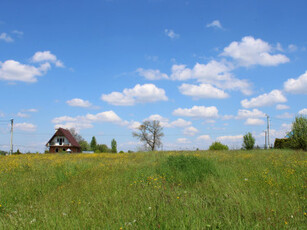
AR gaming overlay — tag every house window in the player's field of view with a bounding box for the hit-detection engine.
[63,149,66,151]
[55,148,59,153]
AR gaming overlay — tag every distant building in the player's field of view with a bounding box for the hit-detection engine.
[46,128,81,153]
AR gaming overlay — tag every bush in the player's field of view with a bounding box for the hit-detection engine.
[274,138,292,149]
[119,151,124,153]
[209,142,229,150]
[157,155,217,185]
[242,132,255,150]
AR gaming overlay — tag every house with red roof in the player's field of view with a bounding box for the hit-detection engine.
[46,128,81,153]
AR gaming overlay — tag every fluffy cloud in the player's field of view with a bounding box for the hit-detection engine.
[276,112,294,119]
[222,36,289,67]
[183,126,199,136]
[66,98,92,108]
[31,51,64,67]
[276,104,290,110]
[298,108,307,115]
[236,109,265,119]
[173,106,219,118]
[145,114,170,127]
[143,115,191,128]
[136,68,168,80]
[216,135,243,142]
[0,32,13,42]
[244,118,265,125]
[52,111,126,131]
[164,29,179,39]
[170,61,252,95]
[241,90,287,108]
[0,60,50,82]
[15,122,37,132]
[206,20,222,29]
[179,83,229,99]
[177,138,191,144]
[169,118,191,127]
[196,135,211,141]
[284,71,307,94]
[101,84,168,106]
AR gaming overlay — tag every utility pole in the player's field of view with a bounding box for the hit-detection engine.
[266,114,270,149]
[264,130,267,149]
[10,119,14,155]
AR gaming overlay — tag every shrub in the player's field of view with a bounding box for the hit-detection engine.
[209,142,229,150]
[274,138,292,149]
[157,155,217,185]
[242,132,255,150]
[119,151,124,153]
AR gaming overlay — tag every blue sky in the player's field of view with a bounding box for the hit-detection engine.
[0,0,306,152]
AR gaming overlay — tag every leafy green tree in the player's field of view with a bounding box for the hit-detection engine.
[111,139,117,153]
[209,142,229,150]
[242,132,255,150]
[288,115,307,150]
[79,140,90,151]
[96,144,109,153]
[90,136,97,151]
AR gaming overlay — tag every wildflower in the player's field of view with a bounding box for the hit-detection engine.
[148,207,152,210]
[285,221,288,225]
[177,197,180,199]
[244,178,248,181]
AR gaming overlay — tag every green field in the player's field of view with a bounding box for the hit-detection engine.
[0,150,306,229]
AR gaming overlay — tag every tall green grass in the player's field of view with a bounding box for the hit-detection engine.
[0,150,306,229]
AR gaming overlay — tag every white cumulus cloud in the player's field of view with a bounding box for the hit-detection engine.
[298,108,307,115]
[244,118,265,125]
[101,84,168,106]
[0,60,50,83]
[179,83,229,99]
[15,122,37,132]
[66,98,92,108]
[177,138,191,144]
[236,109,266,119]
[173,105,219,118]
[31,51,64,67]
[276,104,290,110]
[217,135,243,142]
[222,36,289,67]
[183,126,199,136]
[284,71,307,94]
[197,135,211,141]
[136,68,168,80]
[241,90,287,108]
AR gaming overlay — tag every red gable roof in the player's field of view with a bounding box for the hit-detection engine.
[46,128,81,147]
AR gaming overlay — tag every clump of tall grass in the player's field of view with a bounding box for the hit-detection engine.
[157,155,217,184]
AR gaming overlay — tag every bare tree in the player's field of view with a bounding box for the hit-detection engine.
[133,120,164,151]
[69,128,84,143]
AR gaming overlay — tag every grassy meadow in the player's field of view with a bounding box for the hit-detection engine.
[0,150,306,229]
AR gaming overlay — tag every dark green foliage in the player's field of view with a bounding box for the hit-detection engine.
[0,150,8,155]
[242,132,255,150]
[111,139,117,153]
[14,149,22,155]
[128,150,134,153]
[288,115,307,150]
[79,140,90,151]
[96,144,110,153]
[274,138,292,149]
[119,151,124,153]
[209,142,229,150]
[157,155,217,185]
[90,136,97,151]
